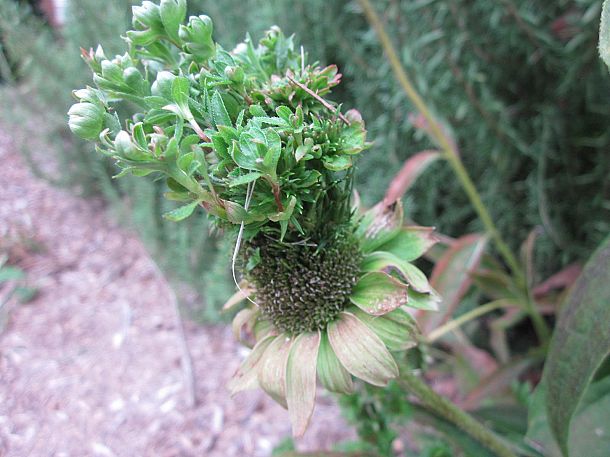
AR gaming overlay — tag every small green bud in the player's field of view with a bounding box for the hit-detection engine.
[101,60,123,83]
[114,130,138,158]
[159,0,187,43]
[151,71,176,99]
[132,1,163,30]
[179,15,215,63]
[224,65,244,83]
[68,102,105,140]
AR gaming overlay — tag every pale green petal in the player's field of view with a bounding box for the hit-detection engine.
[361,251,432,293]
[228,334,276,395]
[317,332,354,394]
[258,334,292,408]
[351,306,418,352]
[222,283,254,311]
[328,312,398,386]
[358,202,404,253]
[286,332,321,437]
[350,271,408,316]
[377,226,438,262]
[407,290,441,311]
[253,317,274,340]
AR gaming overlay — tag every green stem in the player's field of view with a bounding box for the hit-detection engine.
[357,0,522,278]
[399,371,518,457]
[427,300,511,343]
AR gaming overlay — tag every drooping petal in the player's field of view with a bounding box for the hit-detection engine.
[350,271,408,316]
[232,307,259,345]
[286,331,321,437]
[228,334,276,395]
[258,334,293,408]
[222,282,255,311]
[407,290,441,311]
[357,201,404,253]
[377,226,438,262]
[328,312,399,386]
[361,251,432,293]
[317,332,354,394]
[351,307,418,352]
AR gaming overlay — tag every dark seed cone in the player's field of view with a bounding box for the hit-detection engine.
[247,225,362,335]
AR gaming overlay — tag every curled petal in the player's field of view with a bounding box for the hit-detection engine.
[350,271,408,316]
[222,282,255,311]
[258,334,292,408]
[357,201,404,253]
[232,307,259,344]
[378,226,438,262]
[361,251,432,293]
[328,312,398,386]
[286,332,321,437]
[228,334,276,395]
[351,307,419,352]
[317,332,354,394]
[407,290,441,311]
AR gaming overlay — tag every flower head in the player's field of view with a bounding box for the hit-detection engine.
[227,202,439,436]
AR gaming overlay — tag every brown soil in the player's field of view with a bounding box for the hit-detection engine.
[0,134,353,456]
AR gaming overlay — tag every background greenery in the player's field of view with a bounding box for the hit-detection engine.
[1,0,608,321]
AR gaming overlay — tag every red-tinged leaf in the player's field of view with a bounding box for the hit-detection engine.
[382,150,441,206]
[377,226,438,262]
[286,332,321,437]
[328,312,398,386]
[543,235,610,456]
[424,234,488,333]
[258,335,292,408]
[350,272,409,316]
[228,334,276,394]
[533,263,582,298]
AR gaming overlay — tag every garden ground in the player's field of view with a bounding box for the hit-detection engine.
[0,131,353,456]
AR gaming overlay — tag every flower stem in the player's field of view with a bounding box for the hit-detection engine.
[357,0,521,278]
[399,370,518,457]
[426,300,511,343]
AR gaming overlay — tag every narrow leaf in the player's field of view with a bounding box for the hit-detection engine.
[286,332,321,437]
[211,91,232,127]
[544,235,610,455]
[328,312,399,386]
[424,234,488,332]
[162,201,198,221]
[383,150,441,206]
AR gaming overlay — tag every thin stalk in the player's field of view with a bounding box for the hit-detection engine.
[399,370,518,457]
[427,300,510,343]
[357,0,521,279]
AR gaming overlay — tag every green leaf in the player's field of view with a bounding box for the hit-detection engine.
[322,154,352,171]
[171,75,192,119]
[317,332,354,394]
[211,90,232,127]
[350,271,409,316]
[162,201,198,221]
[286,332,320,437]
[543,235,610,455]
[600,0,610,71]
[327,311,399,386]
[229,171,262,187]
